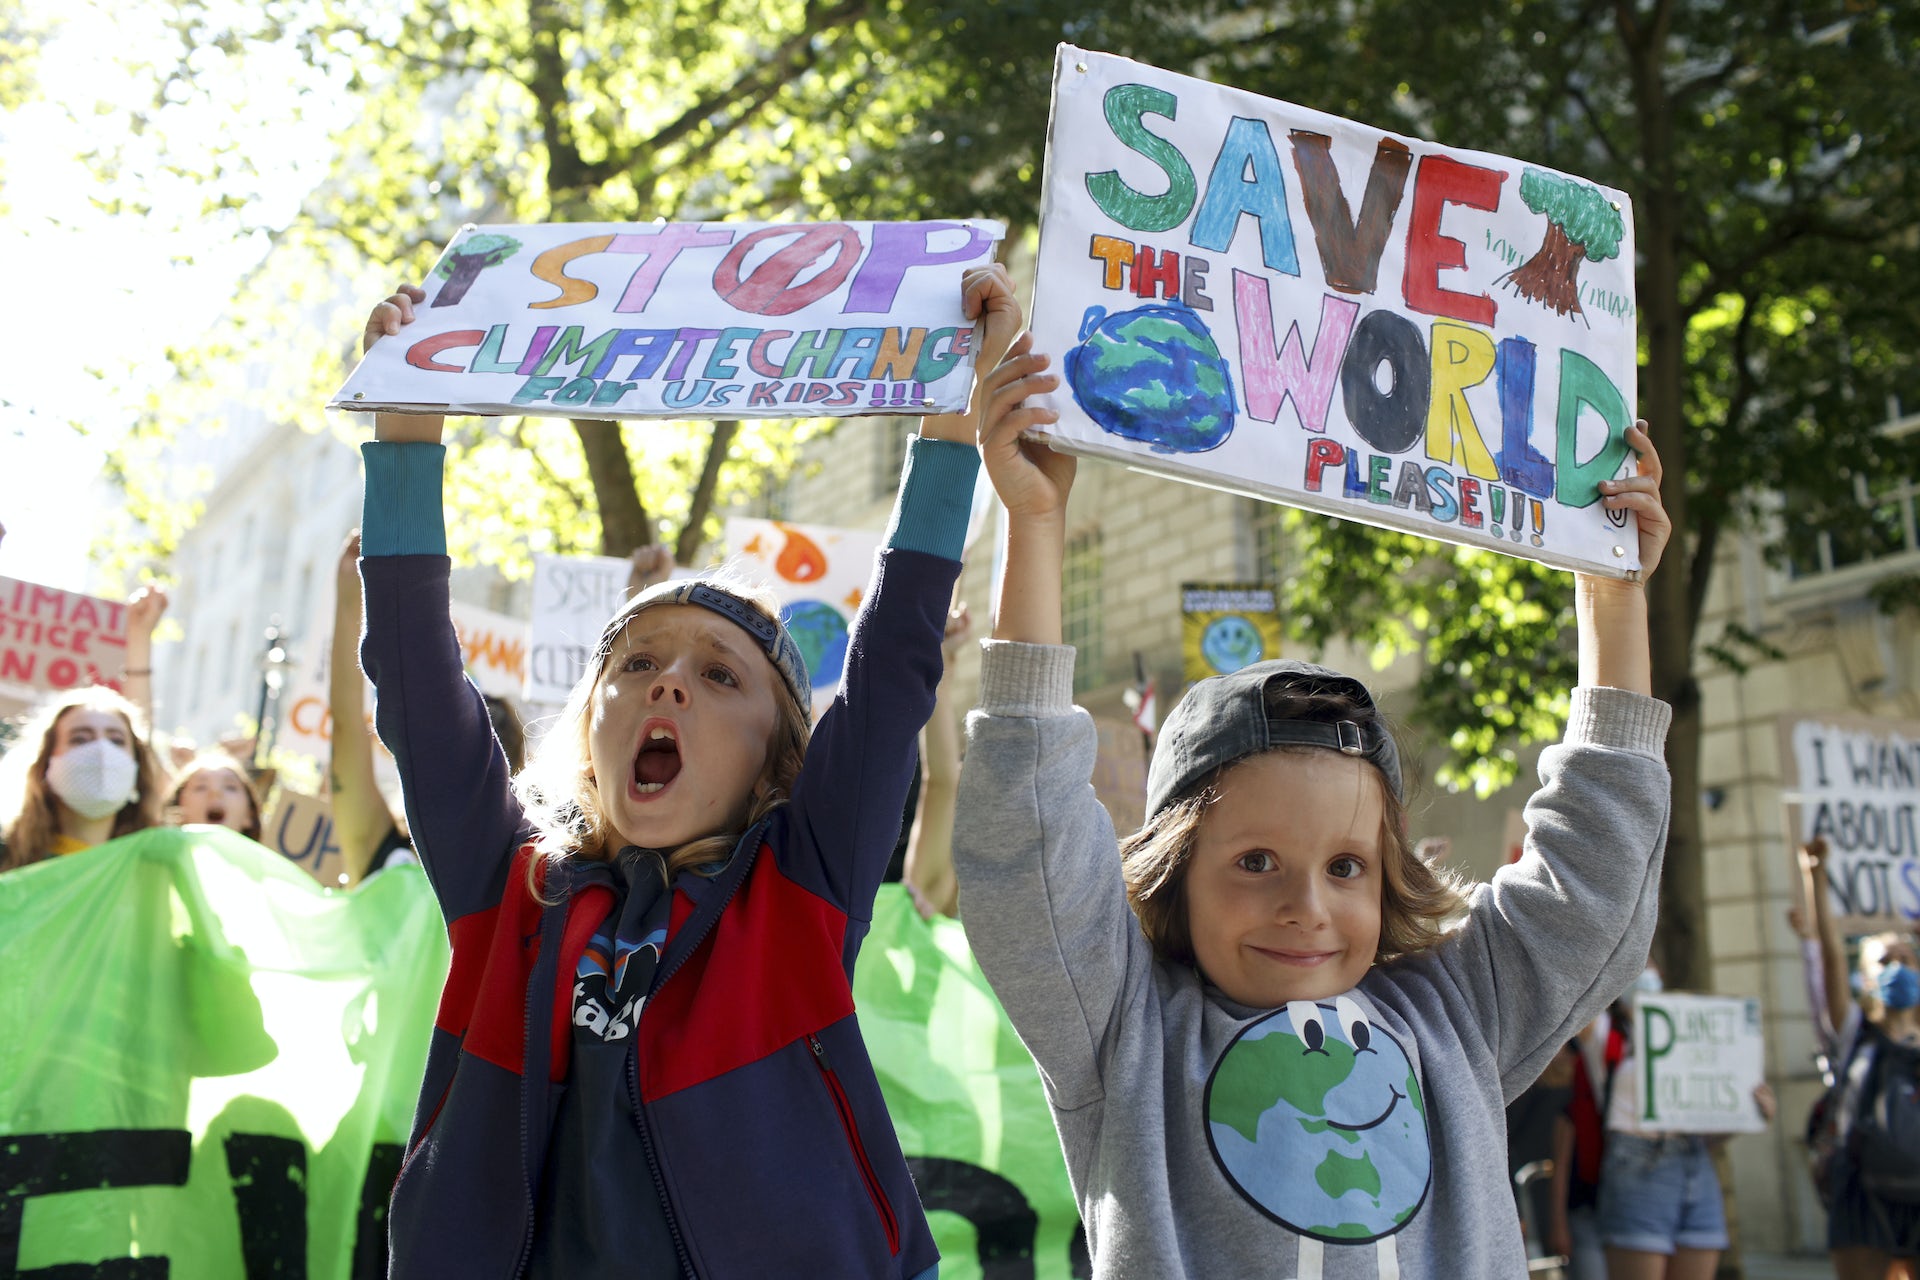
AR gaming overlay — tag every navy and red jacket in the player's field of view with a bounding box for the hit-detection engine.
[358,438,975,1278]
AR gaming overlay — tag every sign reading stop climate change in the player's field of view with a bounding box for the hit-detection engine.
[1029,47,1642,578]
[330,220,1005,421]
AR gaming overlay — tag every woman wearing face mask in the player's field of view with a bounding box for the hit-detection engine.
[0,686,167,871]
[1801,838,1920,1278]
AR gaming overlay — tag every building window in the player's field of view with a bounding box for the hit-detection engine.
[1248,498,1288,584]
[1785,472,1920,578]
[871,420,910,501]
[1063,527,1105,692]
[189,645,207,714]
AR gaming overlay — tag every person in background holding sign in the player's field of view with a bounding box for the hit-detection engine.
[952,328,1677,1278]
[1799,837,1920,1277]
[0,685,168,871]
[1593,967,1777,1280]
[355,263,1017,1278]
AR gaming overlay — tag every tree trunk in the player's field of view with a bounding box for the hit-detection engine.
[572,420,653,557]
[1619,1,1712,994]
[676,420,739,565]
[1506,221,1585,317]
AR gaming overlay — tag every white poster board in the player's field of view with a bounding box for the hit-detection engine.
[1615,993,1766,1135]
[722,518,884,722]
[1783,714,1920,930]
[330,220,1005,420]
[448,600,530,702]
[0,576,128,695]
[1030,46,1642,578]
[527,553,632,705]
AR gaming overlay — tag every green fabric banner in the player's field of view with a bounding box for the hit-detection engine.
[0,826,448,1277]
[0,832,1080,1277]
[855,886,1085,1280]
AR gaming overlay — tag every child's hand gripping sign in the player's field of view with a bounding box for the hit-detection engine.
[330,220,1005,421]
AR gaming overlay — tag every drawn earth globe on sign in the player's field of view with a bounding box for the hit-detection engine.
[1204,997,1430,1241]
[1066,303,1237,454]
[779,600,848,691]
[1201,615,1267,675]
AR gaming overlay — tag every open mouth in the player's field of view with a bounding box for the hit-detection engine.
[207,805,228,825]
[633,725,682,795]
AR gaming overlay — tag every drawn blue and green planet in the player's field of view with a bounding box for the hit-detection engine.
[1067,303,1238,453]
[1205,998,1431,1242]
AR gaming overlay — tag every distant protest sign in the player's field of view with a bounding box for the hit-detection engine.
[0,575,127,694]
[1614,993,1766,1135]
[329,220,1005,421]
[1029,47,1642,578]
[1782,714,1920,930]
[262,790,349,888]
[448,600,529,701]
[527,552,631,704]
[1181,583,1283,684]
[724,518,883,722]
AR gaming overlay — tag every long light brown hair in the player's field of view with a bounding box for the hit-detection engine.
[0,686,169,872]
[513,575,812,902]
[1121,681,1468,971]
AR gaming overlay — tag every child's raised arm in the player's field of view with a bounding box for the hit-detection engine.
[1408,422,1674,1098]
[774,265,1013,922]
[979,332,1074,644]
[1575,420,1667,694]
[354,284,528,915]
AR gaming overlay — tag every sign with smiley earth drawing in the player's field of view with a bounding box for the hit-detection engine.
[1030,46,1643,579]
[1204,997,1430,1243]
[1181,583,1284,685]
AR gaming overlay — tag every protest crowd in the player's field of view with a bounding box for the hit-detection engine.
[3,24,1919,1280]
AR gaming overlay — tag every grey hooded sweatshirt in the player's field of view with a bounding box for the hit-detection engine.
[952,641,1672,1279]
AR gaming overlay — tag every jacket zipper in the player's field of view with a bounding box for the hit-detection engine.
[624,831,763,1280]
[511,910,549,1280]
[631,1044,697,1277]
[808,1033,901,1256]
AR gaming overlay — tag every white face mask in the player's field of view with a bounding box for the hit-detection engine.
[45,738,141,821]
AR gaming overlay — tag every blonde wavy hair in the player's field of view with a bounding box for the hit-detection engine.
[0,686,169,872]
[513,573,812,902]
[1121,681,1468,972]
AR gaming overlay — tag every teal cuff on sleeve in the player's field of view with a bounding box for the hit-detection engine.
[884,436,980,561]
[359,442,448,557]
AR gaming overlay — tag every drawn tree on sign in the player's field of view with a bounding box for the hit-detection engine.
[431,233,523,307]
[1500,169,1624,319]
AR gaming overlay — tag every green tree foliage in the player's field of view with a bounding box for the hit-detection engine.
[70,0,1179,568]
[1193,0,1920,986]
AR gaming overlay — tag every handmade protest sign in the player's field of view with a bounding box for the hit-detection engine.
[1030,47,1642,578]
[1612,993,1766,1135]
[0,575,127,694]
[526,552,631,704]
[1781,714,1920,930]
[449,600,530,701]
[329,220,1005,420]
[723,517,884,721]
[261,790,349,887]
[1181,583,1283,684]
